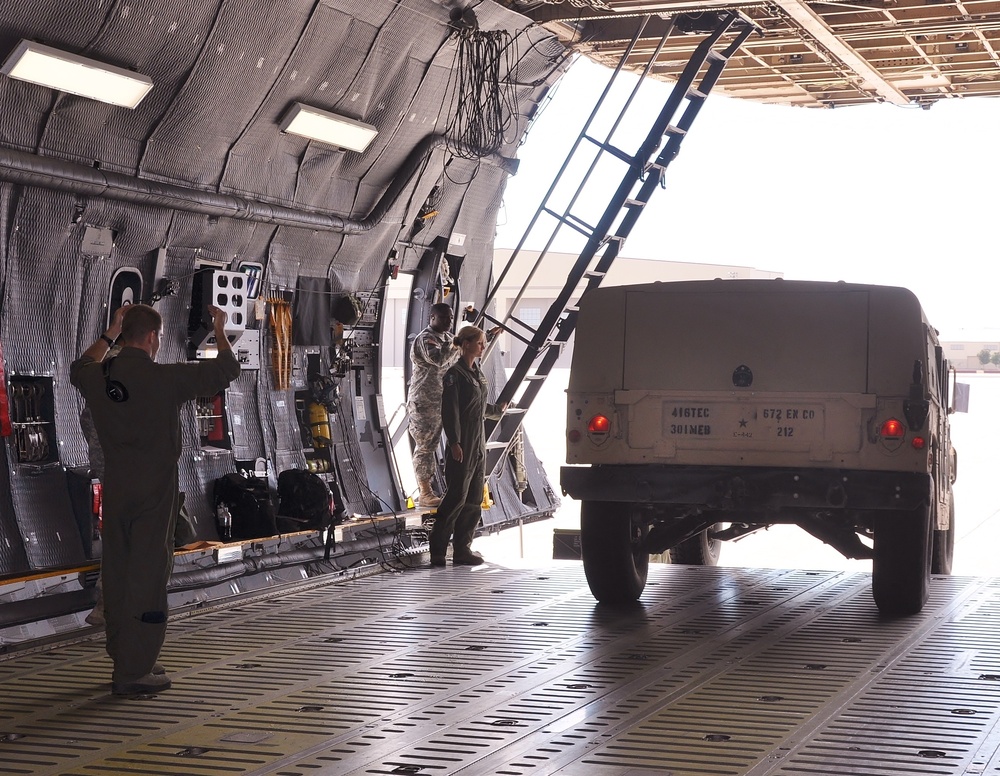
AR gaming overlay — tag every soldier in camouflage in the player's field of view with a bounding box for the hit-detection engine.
[407,303,459,506]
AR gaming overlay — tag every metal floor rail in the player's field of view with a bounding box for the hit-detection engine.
[1,562,1000,775]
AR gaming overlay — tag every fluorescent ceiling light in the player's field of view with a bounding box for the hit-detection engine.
[279,103,378,152]
[0,40,152,109]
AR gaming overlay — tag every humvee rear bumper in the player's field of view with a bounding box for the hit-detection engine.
[560,464,931,513]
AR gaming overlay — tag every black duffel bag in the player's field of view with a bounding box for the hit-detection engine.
[277,468,336,533]
[213,473,277,540]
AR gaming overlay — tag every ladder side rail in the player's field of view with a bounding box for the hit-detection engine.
[484,332,570,475]
[493,23,730,409]
[480,206,590,366]
[623,13,739,194]
[675,24,756,138]
[581,18,749,290]
[545,18,751,402]
[486,19,747,369]
[584,16,677,156]
[557,19,757,383]
[480,16,657,319]
[544,17,678,236]
[480,52,673,361]
[481,20,677,367]
[486,14,750,475]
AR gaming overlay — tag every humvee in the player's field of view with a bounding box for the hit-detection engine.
[561,279,960,616]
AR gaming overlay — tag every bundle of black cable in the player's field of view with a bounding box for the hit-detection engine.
[444,20,518,159]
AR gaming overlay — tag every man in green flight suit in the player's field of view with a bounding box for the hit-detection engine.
[71,303,240,695]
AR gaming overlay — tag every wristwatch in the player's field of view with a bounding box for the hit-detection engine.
[101,334,116,347]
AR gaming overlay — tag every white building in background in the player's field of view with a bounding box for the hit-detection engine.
[380,252,783,369]
[381,257,987,374]
[487,251,782,368]
[942,340,1000,371]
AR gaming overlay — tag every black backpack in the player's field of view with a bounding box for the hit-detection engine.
[277,469,335,533]
[213,473,277,540]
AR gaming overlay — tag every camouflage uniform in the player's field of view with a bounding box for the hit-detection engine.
[407,326,459,482]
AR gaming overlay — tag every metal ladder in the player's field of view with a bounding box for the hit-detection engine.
[480,11,757,481]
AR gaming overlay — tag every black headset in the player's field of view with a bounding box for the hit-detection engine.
[102,357,129,403]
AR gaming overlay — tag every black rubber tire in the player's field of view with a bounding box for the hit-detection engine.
[931,500,955,576]
[669,523,723,566]
[872,505,932,616]
[580,501,649,604]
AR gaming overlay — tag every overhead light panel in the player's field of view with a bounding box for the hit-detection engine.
[0,40,153,108]
[279,103,377,152]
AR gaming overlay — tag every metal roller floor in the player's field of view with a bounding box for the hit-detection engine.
[2,561,1000,775]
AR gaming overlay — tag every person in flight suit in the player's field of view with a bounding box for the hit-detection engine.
[429,326,506,566]
[407,303,460,507]
[70,303,240,695]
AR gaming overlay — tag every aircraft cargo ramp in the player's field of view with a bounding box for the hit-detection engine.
[2,562,1000,776]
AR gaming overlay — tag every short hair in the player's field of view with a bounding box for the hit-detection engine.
[453,325,485,347]
[120,304,162,344]
[430,303,453,317]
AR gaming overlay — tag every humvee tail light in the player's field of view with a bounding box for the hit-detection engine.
[880,419,905,438]
[912,436,926,450]
[588,414,610,434]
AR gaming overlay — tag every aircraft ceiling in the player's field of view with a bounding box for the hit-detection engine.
[503,0,1000,107]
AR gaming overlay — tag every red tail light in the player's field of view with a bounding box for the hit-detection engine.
[880,419,905,438]
[588,414,610,434]
[911,436,926,450]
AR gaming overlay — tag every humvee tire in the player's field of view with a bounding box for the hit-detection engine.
[931,501,955,576]
[581,501,648,604]
[872,505,933,616]
[669,523,723,566]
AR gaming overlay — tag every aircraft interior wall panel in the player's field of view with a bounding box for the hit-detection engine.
[0,477,30,575]
[140,0,318,190]
[379,44,472,171]
[0,10,105,153]
[0,80,50,156]
[259,366,306,485]
[7,467,84,569]
[178,449,240,542]
[4,192,78,373]
[331,388,380,514]
[306,30,435,199]
[226,372,266,462]
[71,197,173,264]
[0,187,9,273]
[267,15,382,213]
[0,6,104,54]
[220,7,374,207]
[43,2,219,175]
[8,2,211,173]
[160,215,272,271]
[264,247,324,295]
[331,230,398,293]
[4,194,98,475]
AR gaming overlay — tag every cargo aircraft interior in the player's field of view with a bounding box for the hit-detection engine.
[2,0,1000,773]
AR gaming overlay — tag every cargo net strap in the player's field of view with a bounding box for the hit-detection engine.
[268,299,293,390]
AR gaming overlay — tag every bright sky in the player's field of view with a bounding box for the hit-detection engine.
[496,55,1000,341]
